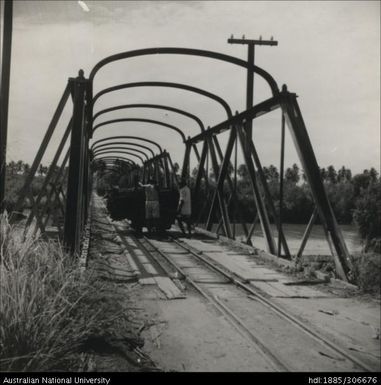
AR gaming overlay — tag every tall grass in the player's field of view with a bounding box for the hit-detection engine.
[0,213,101,371]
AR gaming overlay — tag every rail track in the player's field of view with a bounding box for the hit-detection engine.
[112,221,374,372]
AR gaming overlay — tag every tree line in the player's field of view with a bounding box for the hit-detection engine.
[5,160,380,252]
[189,163,380,252]
[3,160,66,213]
[6,160,49,176]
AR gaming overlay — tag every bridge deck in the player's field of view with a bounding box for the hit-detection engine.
[84,194,380,372]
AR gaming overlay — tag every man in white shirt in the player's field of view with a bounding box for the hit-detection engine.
[177,178,192,237]
[139,178,160,234]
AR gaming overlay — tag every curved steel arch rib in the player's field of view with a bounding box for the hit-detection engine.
[91,82,232,122]
[92,141,155,158]
[95,157,137,167]
[89,47,279,95]
[101,162,134,170]
[94,150,145,164]
[95,156,136,164]
[93,145,150,160]
[92,118,186,142]
[93,104,205,132]
[91,136,163,153]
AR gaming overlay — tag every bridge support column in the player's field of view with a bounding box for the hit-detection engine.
[63,71,89,255]
[0,0,13,213]
[237,123,276,254]
[181,142,191,181]
[279,87,352,280]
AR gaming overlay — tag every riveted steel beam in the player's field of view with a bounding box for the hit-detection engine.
[279,88,352,280]
[0,0,13,212]
[188,95,281,145]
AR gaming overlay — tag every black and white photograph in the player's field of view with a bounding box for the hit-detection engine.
[0,0,380,379]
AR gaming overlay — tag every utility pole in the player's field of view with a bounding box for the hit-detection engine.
[227,35,278,143]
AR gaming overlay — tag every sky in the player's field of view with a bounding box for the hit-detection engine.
[3,0,380,174]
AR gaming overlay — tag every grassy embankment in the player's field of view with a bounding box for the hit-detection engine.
[0,212,120,371]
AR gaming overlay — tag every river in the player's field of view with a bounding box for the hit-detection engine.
[203,223,363,256]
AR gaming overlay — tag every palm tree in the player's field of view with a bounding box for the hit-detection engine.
[285,163,300,184]
[327,165,337,184]
[16,160,24,174]
[369,167,379,183]
[38,164,48,176]
[237,164,248,179]
[320,167,327,182]
[7,161,16,176]
[268,164,279,182]
[23,163,30,175]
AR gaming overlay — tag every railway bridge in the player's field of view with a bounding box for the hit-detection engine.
[1,9,379,371]
[3,43,354,280]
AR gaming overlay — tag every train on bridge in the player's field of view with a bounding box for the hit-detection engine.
[106,186,179,233]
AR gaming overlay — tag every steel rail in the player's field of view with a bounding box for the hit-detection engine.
[168,236,373,372]
[132,233,289,372]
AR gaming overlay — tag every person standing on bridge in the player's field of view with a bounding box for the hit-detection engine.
[177,178,192,238]
[139,178,160,234]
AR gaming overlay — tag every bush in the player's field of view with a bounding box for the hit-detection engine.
[351,252,381,294]
[353,181,381,252]
[0,213,103,371]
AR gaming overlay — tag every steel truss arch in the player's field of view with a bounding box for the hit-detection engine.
[92,118,186,142]
[93,145,150,160]
[93,103,205,132]
[92,141,155,157]
[94,149,145,164]
[89,47,279,96]
[91,82,232,126]
[95,157,137,166]
[91,136,163,153]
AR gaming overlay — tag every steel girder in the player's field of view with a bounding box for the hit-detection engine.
[12,83,72,218]
[0,0,13,213]
[192,87,351,280]
[63,73,90,255]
